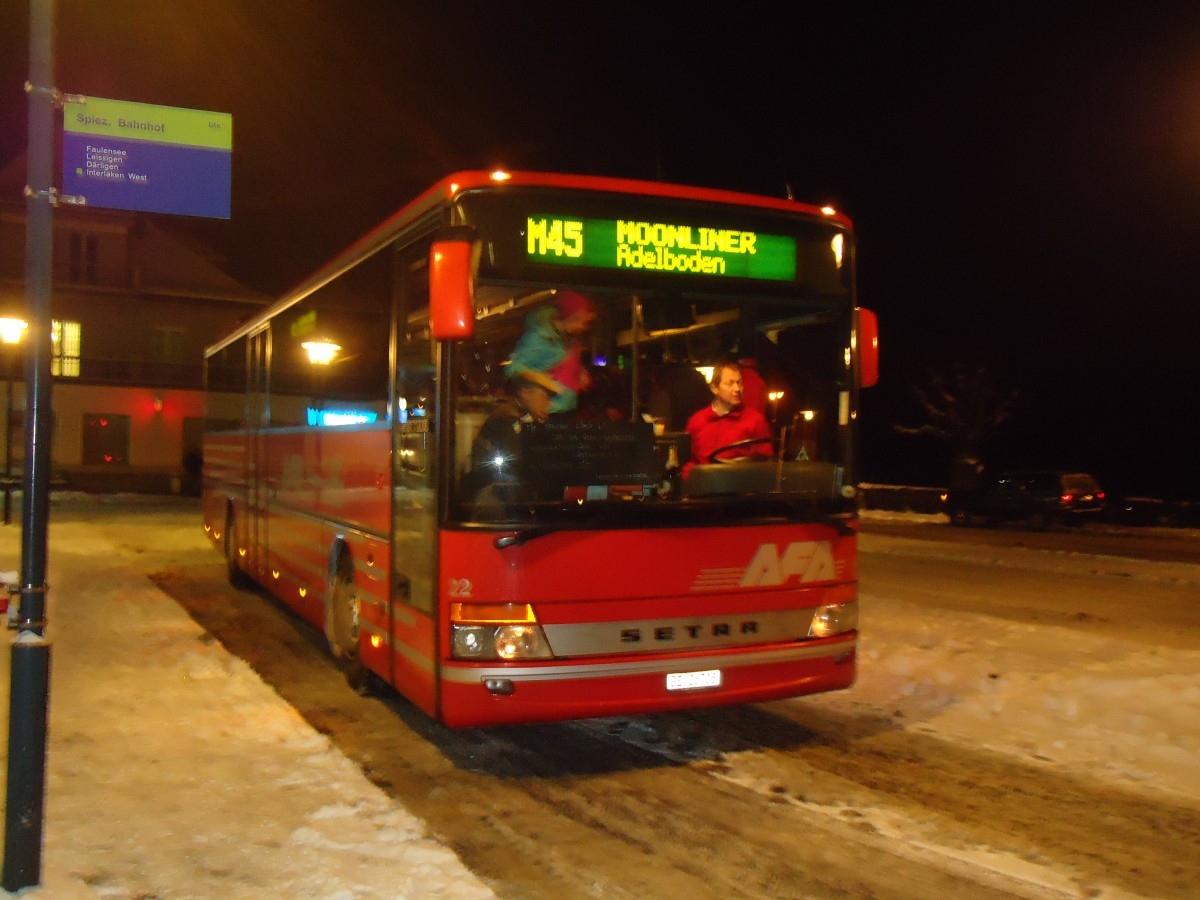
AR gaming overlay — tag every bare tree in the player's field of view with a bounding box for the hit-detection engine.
[894,364,1018,488]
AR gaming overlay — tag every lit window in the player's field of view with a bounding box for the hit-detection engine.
[52,319,81,377]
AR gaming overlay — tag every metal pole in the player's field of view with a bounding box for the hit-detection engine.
[4,0,55,890]
[3,371,12,525]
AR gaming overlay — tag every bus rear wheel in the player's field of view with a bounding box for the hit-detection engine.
[325,561,367,693]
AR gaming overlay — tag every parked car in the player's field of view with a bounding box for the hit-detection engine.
[943,470,1106,528]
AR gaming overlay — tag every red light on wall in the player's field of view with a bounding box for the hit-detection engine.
[99,418,108,427]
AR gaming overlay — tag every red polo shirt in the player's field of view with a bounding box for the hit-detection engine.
[684,403,771,476]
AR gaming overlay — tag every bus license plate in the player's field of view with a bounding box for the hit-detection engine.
[666,669,722,691]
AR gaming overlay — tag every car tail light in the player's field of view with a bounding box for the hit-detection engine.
[1060,493,1073,504]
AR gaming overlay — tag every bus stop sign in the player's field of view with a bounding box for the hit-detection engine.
[61,96,232,219]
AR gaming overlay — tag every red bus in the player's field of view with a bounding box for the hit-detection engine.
[202,170,878,727]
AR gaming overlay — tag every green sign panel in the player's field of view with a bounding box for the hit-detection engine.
[64,97,232,150]
[526,215,797,281]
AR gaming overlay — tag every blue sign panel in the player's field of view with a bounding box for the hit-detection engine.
[61,97,232,219]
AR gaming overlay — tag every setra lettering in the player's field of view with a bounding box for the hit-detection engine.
[619,621,759,643]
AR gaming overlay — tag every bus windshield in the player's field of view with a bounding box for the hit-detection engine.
[447,284,855,526]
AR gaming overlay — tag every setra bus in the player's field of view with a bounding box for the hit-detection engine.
[202,170,879,727]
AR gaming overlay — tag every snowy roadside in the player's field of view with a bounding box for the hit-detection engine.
[842,517,1200,806]
[859,509,1200,587]
[0,496,496,899]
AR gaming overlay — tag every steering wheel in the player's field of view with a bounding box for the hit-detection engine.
[709,437,773,464]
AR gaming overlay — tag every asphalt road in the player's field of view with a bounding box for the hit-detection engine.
[860,517,1200,566]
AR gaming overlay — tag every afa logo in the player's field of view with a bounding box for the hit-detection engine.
[739,541,836,587]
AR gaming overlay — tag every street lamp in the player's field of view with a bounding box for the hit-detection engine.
[0,318,27,525]
[301,339,340,366]
[301,339,341,424]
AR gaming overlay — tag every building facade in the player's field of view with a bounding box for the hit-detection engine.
[0,156,267,492]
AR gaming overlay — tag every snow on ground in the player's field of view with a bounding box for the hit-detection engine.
[842,509,1200,804]
[0,496,1196,897]
[0,495,496,899]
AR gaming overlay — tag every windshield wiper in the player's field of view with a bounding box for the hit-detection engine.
[493,505,654,550]
[494,524,562,549]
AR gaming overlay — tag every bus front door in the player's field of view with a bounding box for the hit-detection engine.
[247,328,269,582]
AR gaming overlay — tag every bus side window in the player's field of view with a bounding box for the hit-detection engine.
[396,252,436,434]
[204,335,250,432]
[393,240,437,615]
[269,244,392,427]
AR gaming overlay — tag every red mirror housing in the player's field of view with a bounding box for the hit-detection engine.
[429,227,479,340]
[855,307,879,388]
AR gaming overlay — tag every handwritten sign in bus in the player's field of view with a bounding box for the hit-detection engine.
[61,96,232,219]
[519,420,658,499]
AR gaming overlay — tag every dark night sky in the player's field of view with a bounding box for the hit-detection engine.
[4,2,1200,498]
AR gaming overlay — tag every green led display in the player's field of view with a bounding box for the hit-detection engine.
[526,216,797,281]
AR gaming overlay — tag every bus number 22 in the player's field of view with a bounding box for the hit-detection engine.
[448,578,473,598]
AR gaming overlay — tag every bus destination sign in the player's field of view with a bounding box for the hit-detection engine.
[61,96,233,219]
[526,215,797,281]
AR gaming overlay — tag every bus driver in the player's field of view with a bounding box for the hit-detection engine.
[684,361,771,477]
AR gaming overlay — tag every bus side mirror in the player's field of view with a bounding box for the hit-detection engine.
[429,227,479,340]
[855,307,879,388]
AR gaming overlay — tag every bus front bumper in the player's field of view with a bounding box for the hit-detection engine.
[438,635,856,728]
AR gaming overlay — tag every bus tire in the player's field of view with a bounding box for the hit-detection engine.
[325,551,367,693]
[224,510,251,589]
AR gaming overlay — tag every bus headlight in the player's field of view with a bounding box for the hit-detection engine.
[495,624,546,659]
[450,602,553,660]
[808,599,858,638]
[452,626,492,659]
[451,624,552,660]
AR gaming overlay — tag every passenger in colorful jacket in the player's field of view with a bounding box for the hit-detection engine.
[507,291,596,414]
